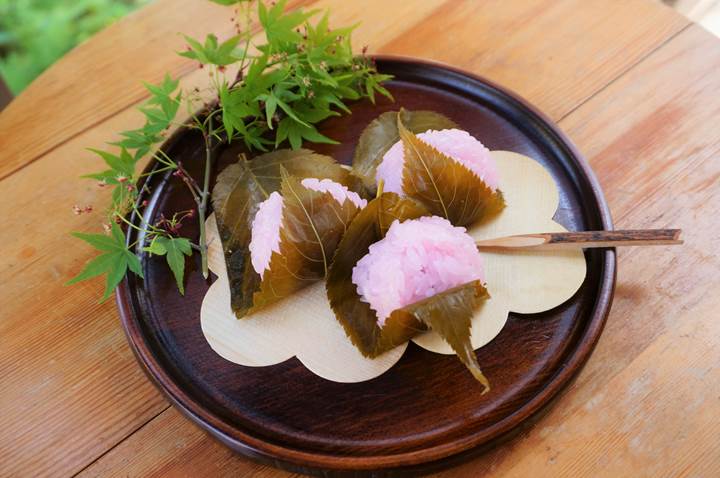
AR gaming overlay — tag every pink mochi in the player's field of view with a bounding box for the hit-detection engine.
[249,178,367,278]
[351,216,485,326]
[299,178,366,209]
[249,191,284,278]
[376,128,500,194]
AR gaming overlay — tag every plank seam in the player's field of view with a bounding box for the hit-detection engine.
[556,22,693,124]
[69,403,172,477]
[0,89,162,182]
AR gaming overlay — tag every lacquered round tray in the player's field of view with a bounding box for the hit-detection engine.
[118,56,616,476]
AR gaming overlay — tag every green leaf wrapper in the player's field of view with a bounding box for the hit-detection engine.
[404,281,490,392]
[211,149,364,317]
[250,173,362,311]
[397,115,505,227]
[352,110,457,191]
[326,192,491,391]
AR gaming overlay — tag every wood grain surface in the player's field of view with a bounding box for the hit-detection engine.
[1,0,717,476]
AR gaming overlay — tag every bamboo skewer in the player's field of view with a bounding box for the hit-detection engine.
[476,229,683,251]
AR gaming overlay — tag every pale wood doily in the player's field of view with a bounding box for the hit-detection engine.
[200,151,587,382]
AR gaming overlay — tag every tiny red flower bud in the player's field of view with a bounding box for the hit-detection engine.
[198,63,204,69]
[83,205,93,213]
[127,184,134,192]
[219,65,226,73]
[117,176,127,183]
[188,208,196,218]
[142,200,149,207]
[97,180,106,188]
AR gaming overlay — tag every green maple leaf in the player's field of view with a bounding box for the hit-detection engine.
[67,223,142,302]
[105,74,180,163]
[259,0,318,44]
[140,73,181,130]
[86,147,135,178]
[144,236,192,294]
[220,83,258,140]
[275,117,337,149]
[179,34,242,66]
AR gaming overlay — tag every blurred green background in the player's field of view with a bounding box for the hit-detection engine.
[0,0,151,94]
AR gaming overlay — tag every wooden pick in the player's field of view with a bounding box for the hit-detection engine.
[476,229,683,250]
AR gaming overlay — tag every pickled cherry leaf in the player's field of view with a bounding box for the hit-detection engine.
[352,110,457,191]
[404,281,490,393]
[250,173,362,312]
[397,116,505,227]
[326,193,491,388]
[212,149,362,317]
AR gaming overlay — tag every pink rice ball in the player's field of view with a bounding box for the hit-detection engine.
[351,216,485,326]
[376,128,500,194]
[299,178,367,209]
[249,178,367,278]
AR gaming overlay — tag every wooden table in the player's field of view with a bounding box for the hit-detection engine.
[1,0,719,476]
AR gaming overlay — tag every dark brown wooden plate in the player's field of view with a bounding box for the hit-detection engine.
[117,56,615,476]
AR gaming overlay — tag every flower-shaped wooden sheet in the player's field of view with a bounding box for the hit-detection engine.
[201,151,586,382]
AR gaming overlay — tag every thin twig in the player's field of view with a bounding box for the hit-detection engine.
[177,163,203,197]
[197,115,214,279]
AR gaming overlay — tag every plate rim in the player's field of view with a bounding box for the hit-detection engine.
[117,54,616,474]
